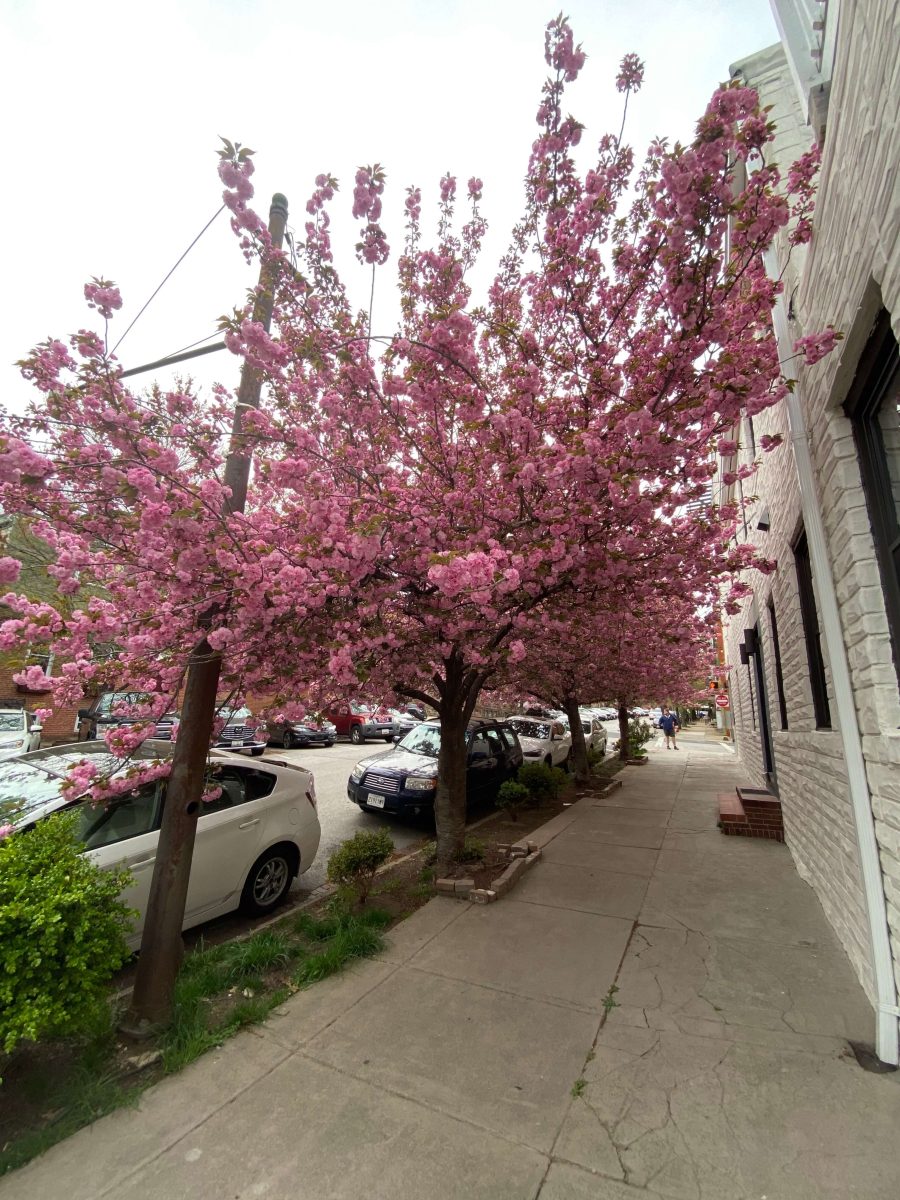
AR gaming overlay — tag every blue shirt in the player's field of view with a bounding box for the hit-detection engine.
[659,714,678,734]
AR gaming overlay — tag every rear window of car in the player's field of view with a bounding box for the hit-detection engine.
[509,719,550,740]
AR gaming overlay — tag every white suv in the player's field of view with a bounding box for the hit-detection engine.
[506,716,571,768]
[0,707,42,761]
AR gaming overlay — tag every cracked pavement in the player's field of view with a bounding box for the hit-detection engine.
[5,737,899,1200]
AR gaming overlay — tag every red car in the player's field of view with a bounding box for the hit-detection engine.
[325,701,395,745]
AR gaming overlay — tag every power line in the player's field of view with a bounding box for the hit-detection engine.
[110,205,226,356]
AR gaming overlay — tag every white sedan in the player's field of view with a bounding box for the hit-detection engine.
[578,713,608,756]
[0,740,321,949]
[506,716,571,768]
[0,708,42,761]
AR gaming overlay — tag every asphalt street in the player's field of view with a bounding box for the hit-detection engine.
[270,738,430,895]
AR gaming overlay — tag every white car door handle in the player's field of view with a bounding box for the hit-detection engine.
[238,818,260,830]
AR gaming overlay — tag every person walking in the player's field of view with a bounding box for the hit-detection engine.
[659,706,680,749]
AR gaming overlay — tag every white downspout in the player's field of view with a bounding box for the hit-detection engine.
[766,248,900,1064]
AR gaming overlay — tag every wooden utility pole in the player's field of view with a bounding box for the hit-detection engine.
[125,195,288,1031]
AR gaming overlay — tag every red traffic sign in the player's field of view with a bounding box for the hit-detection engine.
[715,693,730,709]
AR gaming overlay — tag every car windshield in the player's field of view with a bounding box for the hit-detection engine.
[98,691,151,715]
[509,719,550,740]
[0,741,166,828]
[0,712,25,731]
[350,702,373,715]
[398,724,441,757]
[221,707,251,721]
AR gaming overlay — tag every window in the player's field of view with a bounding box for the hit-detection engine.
[202,766,276,814]
[768,598,789,730]
[75,783,162,850]
[844,310,900,690]
[793,529,832,728]
[484,729,504,759]
[499,727,519,752]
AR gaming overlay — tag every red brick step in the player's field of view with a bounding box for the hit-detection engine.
[718,789,783,842]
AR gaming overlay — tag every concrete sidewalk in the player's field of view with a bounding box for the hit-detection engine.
[5,743,900,1200]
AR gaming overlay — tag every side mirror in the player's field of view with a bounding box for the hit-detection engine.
[31,722,42,733]
[77,708,91,720]
[392,733,401,743]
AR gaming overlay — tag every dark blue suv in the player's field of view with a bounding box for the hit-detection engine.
[347,719,523,816]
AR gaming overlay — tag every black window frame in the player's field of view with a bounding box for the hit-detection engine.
[843,309,900,690]
[793,529,832,728]
[767,597,789,730]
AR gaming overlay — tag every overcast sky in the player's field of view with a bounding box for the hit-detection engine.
[2,0,780,410]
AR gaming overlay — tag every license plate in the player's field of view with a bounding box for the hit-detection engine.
[366,794,385,809]
[231,739,244,747]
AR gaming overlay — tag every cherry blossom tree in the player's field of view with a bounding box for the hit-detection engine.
[0,16,831,1022]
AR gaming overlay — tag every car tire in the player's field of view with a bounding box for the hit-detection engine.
[384,736,394,743]
[282,731,294,750]
[250,747,265,757]
[544,755,553,767]
[239,846,296,916]
[350,726,363,745]
[323,741,334,748]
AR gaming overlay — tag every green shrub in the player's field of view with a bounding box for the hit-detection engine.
[0,812,134,1057]
[614,719,654,758]
[496,780,530,820]
[517,761,567,803]
[326,829,395,904]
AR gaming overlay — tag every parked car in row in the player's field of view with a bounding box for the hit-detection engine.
[0,707,42,761]
[0,740,321,948]
[267,715,337,750]
[506,716,571,768]
[326,701,395,745]
[76,692,178,742]
[212,707,268,756]
[348,719,523,816]
[578,713,608,756]
[388,703,428,741]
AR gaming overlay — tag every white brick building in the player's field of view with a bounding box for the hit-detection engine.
[719,0,900,1063]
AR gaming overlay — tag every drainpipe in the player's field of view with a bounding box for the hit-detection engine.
[766,247,900,1065]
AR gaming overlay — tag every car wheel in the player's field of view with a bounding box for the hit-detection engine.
[544,755,553,767]
[323,741,334,748]
[282,730,294,750]
[384,736,394,743]
[251,746,265,757]
[350,726,363,745]
[240,846,295,915]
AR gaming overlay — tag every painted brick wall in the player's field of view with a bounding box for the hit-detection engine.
[722,0,900,1009]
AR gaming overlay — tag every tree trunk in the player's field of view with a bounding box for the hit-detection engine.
[618,700,630,761]
[434,699,468,875]
[123,639,222,1033]
[563,693,590,783]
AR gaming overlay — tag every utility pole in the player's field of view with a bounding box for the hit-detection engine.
[125,195,288,1031]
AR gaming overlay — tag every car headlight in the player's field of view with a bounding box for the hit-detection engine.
[350,764,366,783]
[405,775,437,791]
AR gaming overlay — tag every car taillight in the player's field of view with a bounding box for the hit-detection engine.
[305,780,317,810]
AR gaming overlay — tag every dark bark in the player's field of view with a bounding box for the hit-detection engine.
[563,692,590,783]
[434,700,468,876]
[431,653,487,873]
[618,699,630,761]
[123,639,222,1032]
